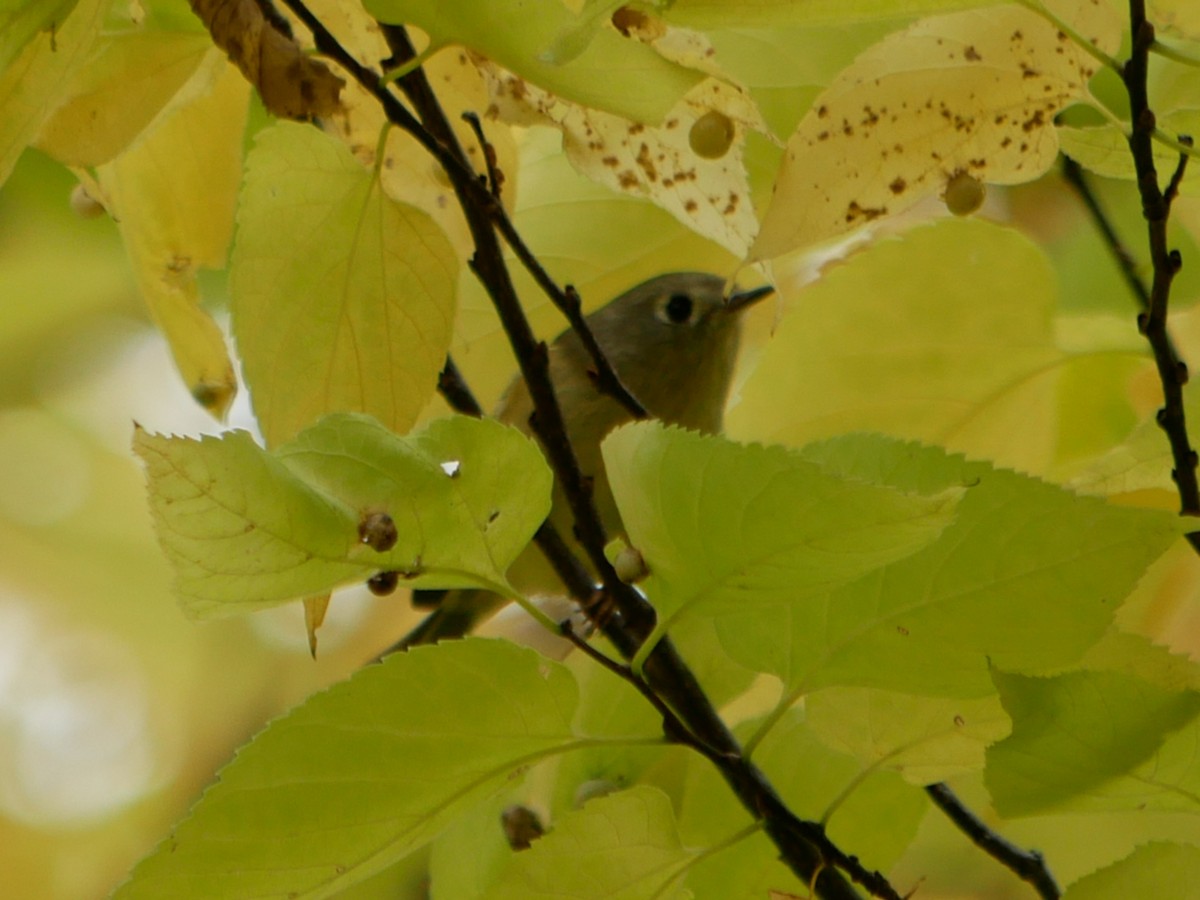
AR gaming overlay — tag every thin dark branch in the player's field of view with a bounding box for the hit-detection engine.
[282,9,894,897]
[1164,135,1193,204]
[1123,1,1200,522]
[437,356,483,417]
[461,111,504,200]
[925,784,1059,900]
[1060,155,1151,310]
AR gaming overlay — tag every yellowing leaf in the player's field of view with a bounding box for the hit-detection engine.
[1060,111,1200,194]
[34,30,212,166]
[806,688,1010,784]
[0,0,105,187]
[98,53,248,418]
[1152,0,1200,40]
[482,62,763,256]
[751,0,1122,257]
[230,122,458,446]
[731,219,1146,476]
[362,0,704,123]
[663,0,994,28]
[310,0,518,260]
[0,0,78,75]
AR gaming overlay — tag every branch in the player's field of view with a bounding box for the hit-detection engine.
[278,7,892,896]
[1122,2,1200,526]
[925,784,1060,899]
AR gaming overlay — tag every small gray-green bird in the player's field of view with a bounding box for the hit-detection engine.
[397,271,773,648]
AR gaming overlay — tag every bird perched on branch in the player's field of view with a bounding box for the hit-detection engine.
[396,271,773,650]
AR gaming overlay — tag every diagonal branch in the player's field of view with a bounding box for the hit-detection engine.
[275,5,894,897]
[926,784,1060,899]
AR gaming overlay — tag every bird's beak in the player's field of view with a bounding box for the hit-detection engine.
[725,283,775,313]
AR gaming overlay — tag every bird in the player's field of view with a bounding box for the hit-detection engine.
[394,271,773,650]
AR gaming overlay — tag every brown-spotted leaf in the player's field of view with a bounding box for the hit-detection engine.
[751,0,1122,258]
[482,60,764,256]
[190,0,343,120]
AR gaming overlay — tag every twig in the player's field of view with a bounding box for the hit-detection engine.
[1123,2,1200,521]
[282,8,890,896]
[925,784,1060,899]
[1059,155,1150,309]
[437,356,483,417]
[461,111,503,200]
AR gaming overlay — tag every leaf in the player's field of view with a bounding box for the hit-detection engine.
[114,639,580,900]
[717,433,1181,699]
[231,122,458,446]
[1059,112,1200,194]
[731,219,1143,476]
[678,709,926,886]
[662,0,994,28]
[480,61,763,256]
[1151,0,1200,40]
[1062,843,1200,900]
[806,687,1011,785]
[0,0,77,76]
[134,413,552,617]
[0,0,105,187]
[97,53,247,418]
[34,30,212,166]
[751,0,1122,257]
[986,668,1200,816]
[600,422,962,665]
[488,787,693,900]
[362,0,704,123]
[190,0,343,120]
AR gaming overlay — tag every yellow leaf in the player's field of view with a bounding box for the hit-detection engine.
[307,0,518,260]
[98,53,249,418]
[303,594,331,657]
[34,30,212,166]
[751,0,1122,258]
[0,0,106,187]
[231,123,458,446]
[482,62,764,256]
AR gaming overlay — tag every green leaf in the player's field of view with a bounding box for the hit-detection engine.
[134,413,552,617]
[361,0,703,124]
[1060,113,1200,194]
[806,687,1010,785]
[601,422,962,666]
[986,668,1200,816]
[720,434,1180,699]
[488,786,693,900]
[0,0,77,76]
[1062,843,1200,900]
[231,121,457,446]
[114,639,581,900]
[678,708,926,890]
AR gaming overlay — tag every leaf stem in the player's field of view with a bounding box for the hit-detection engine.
[1151,38,1200,67]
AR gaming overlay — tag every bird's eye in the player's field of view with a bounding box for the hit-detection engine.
[663,293,694,324]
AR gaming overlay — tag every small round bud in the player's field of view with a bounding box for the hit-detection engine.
[358,510,398,552]
[367,571,399,596]
[943,170,986,217]
[689,110,735,160]
[613,545,648,584]
[69,183,106,219]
